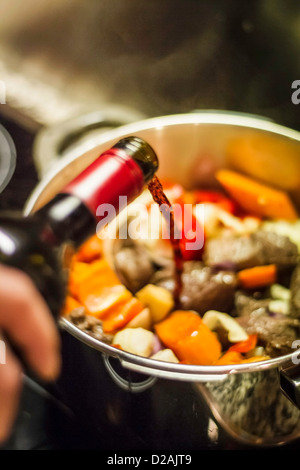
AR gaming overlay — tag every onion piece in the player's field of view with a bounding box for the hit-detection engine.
[202,310,248,343]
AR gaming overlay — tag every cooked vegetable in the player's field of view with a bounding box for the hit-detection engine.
[155,311,222,365]
[150,348,179,363]
[75,234,103,262]
[228,334,258,353]
[69,258,122,303]
[214,350,243,365]
[268,300,289,315]
[113,327,155,357]
[193,190,237,213]
[154,310,201,349]
[126,307,152,330]
[84,285,132,318]
[237,264,277,289]
[62,295,82,316]
[216,169,298,220]
[64,168,300,366]
[270,284,291,301]
[215,350,269,365]
[136,284,174,322]
[102,297,144,333]
[202,310,248,342]
[195,203,260,239]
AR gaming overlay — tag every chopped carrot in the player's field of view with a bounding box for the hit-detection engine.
[237,264,277,289]
[228,334,258,353]
[214,351,243,365]
[241,355,270,363]
[175,324,222,365]
[102,297,145,333]
[216,169,298,220]
[155,311,222,365]
[72,259,121,302]
[154,311,204,350]
[61,295,82,316]
[67,261,90,299]
[215,350,269,365]
[75,234,103,263]
[84,286,132,319]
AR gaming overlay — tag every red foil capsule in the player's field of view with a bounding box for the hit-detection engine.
[62,148,144,218]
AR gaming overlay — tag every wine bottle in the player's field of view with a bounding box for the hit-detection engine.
[0,136,159,318]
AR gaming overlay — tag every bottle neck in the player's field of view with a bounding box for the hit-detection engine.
[37,193,96,248]
[61,148,145,216]
[37,137,159,248]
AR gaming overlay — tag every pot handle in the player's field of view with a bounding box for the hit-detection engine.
[279,363,300,409]
[103,355,157,393]
[120,359,228,383]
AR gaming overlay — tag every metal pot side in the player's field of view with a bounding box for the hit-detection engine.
[26,112,300,448]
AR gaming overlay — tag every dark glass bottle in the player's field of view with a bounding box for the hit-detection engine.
[0,136,159,318]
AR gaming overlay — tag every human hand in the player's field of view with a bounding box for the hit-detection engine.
[0,264,61,443]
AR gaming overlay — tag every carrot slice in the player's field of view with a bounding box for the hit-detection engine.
[75,234,103,262]
[76,259,121,302]
[155,311,222,365]
[61,296,82,316]
[216,169,298,220]
[174,323,222,365]
[84,286,132,319]
[214,351,243,365]
[102,297,144,333]
[237,264,277,289]
[215,350,269,365]
[155,311,203,350]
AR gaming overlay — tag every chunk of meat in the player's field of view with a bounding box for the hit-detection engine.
[203,230,298,271]
[237,311,300,357]
[113,244,155,293]
[151,261,237,316]
[289,263,300,318]
[234,291,270,317]
[68,307,113,343]
[251,231,298,268]
[234,290,300,357]
[203,234,261,270]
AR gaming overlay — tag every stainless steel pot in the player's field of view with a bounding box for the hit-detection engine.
[0,124,16,194]
[25,112,300,449]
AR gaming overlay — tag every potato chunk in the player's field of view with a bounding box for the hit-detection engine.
[136,284,174,322]
[113,327,155,357]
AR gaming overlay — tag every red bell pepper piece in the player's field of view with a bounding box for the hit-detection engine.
[228,334,258,353]
[193,190,237,214]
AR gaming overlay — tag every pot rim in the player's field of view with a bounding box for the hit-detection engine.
[25,111,300,379]
[58,316,297,380]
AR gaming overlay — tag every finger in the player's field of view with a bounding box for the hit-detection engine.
[0,344,23,443]
[0,265,61,381]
